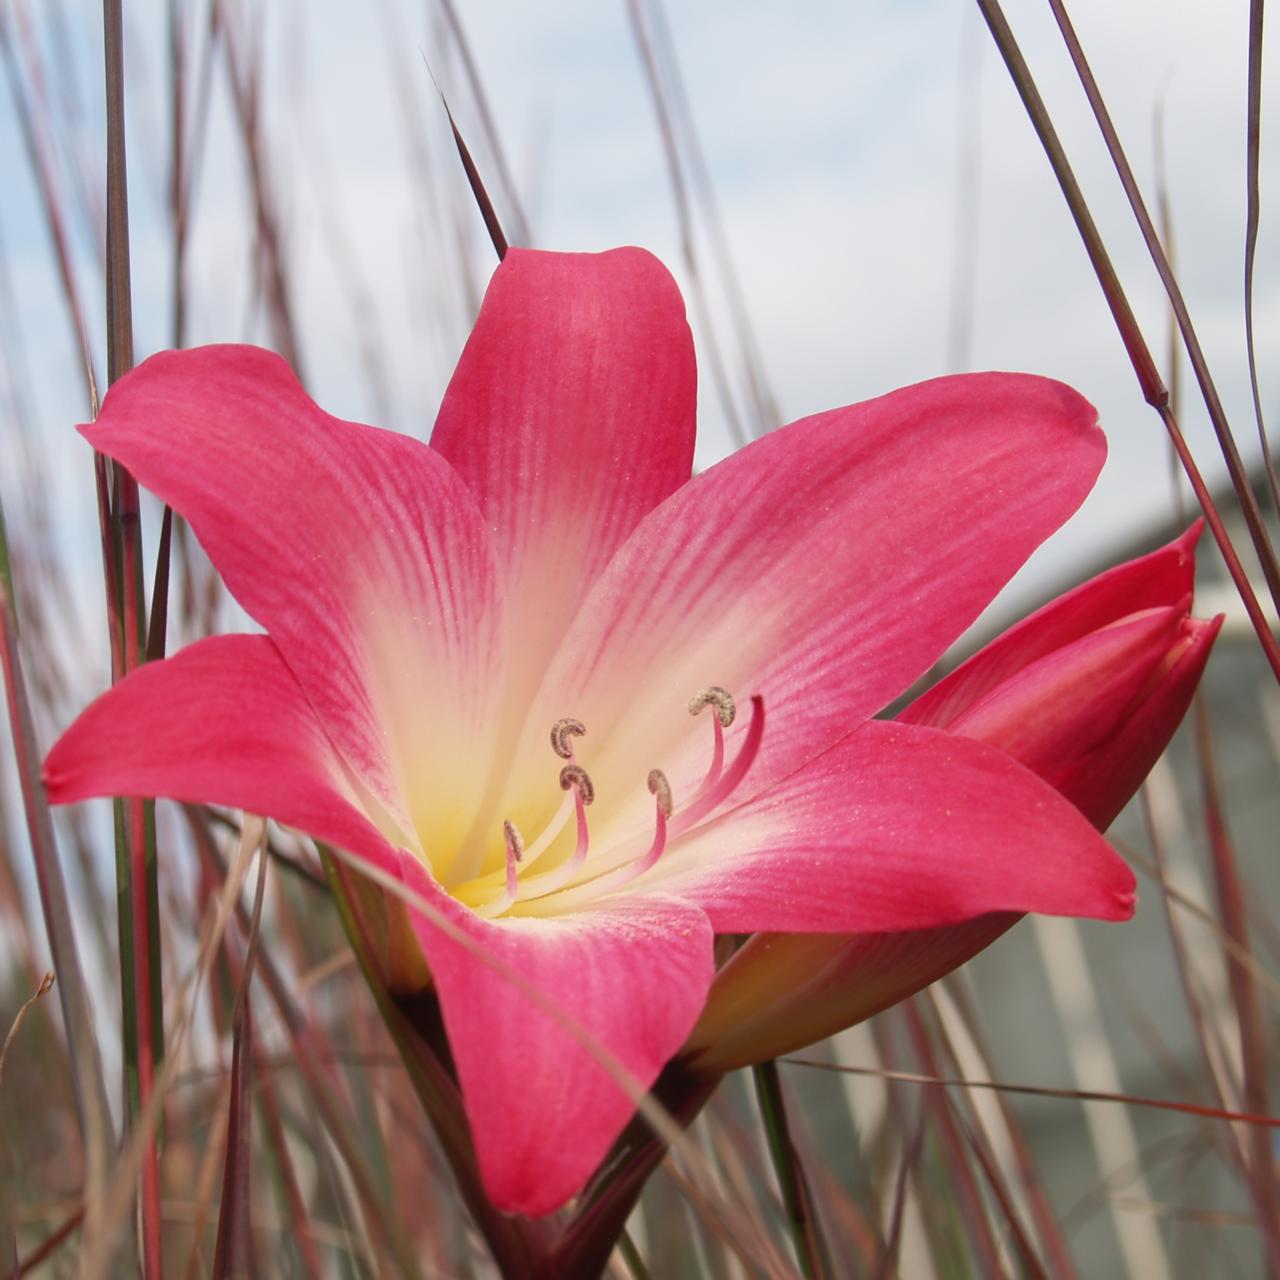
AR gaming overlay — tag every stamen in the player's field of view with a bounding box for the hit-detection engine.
[559,764,595,806]
[503,820,523,895]
[632,772,671,875]
[474,819,526,919]
[491,756,593,894]
[563,762,591,875]
[672,694,765,836]
[546,766,672,901]
[510,761,594,901]
[647,768,673,818]
[477,692,763,917]
[690,686,735,790]
[689,686,736,727]
[550,717,586,760]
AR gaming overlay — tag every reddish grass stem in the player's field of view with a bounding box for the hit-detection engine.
[902,1003,1004,1277]
[1192,700,1280,1275]
[439,89,508,261]
[0,504,113,1256]
[974,0,1280,686]
[1043,0,1280,617]
[436,0,529,246]
[211,846,267,1278]
[102,1,164,1273]
[785,1059,1280,1129]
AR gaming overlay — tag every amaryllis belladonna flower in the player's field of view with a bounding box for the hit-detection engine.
[688,525,1220,1071]
[45,247,1136,1215]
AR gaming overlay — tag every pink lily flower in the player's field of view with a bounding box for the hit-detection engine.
[44,247,1135,1216]
[688,525,1221,1072]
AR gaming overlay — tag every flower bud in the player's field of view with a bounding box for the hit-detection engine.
[686,525,1221,1072]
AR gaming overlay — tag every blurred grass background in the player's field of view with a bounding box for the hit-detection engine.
[2,1,1279,1275]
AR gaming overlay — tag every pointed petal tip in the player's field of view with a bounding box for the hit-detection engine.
[80,343,299,436]
[1174,516,1206,550]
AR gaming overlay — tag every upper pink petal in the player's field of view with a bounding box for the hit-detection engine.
[43,634,403,882]
[398,861,714,1216]
[430,247,696,707]
[81,346,501,868]
[505,373,1105,849]
[644,718,1135,932]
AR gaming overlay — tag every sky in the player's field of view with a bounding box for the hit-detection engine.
[1,0,1277,661]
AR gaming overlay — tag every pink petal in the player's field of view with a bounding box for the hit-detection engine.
[43,635,402,881]
[45,634,716,1214]
[942,604,1187,780]
[513,373,1105,843]
[81,347,500,867]
[431,247,696,709]
[399,860,714,1216]
[1048,613,1221,829]
[646,719,1135,932]
[687,915,1016,1072]
[903,522,1201,732]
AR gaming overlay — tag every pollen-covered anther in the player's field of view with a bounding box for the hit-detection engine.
[647,769,673,819]
[688,685,736,727]
[559,763,595,806]
[550,717,586,760]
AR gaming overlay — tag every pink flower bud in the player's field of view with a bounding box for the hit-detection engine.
[687,525,1221,1072]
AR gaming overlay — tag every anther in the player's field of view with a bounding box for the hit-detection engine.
[559,764,595,806]
[647,769,673,819]
[550,717,586,759]
[503,820,523,899]
[674,693,765,835]
[689,686,736,727]
[503,820,524,863]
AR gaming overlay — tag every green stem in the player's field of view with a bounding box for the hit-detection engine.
[752,1060,823,1279]
[616,1228,650,1280]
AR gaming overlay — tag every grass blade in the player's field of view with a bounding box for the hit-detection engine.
[1243,0,1278,518]
[438,86,508,262]
[1192,699,1280,1273]
[1044,0,1280,620]
[0,499,114,1255]
[211,844,268,1278]
[974,0,1280,686]
[751,1060,828,1280]
[101,2,165,1272]
[435,0,528,245]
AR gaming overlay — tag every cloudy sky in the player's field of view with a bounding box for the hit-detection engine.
[2,0,1276,640]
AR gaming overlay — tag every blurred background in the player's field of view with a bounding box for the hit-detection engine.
[2,1,1278,1275]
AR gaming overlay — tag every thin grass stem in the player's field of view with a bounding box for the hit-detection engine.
[751,1060,825,1280]
[974,0,1280,686]
[1243,0,1279,518]
[1192,698,1280,1273]
[1044,0,1280,617]
[101,3,164,1271]
[0,498,114,1260]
